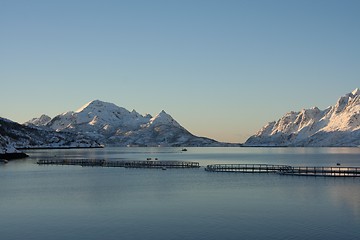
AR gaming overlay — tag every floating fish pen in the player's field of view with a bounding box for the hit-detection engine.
[37,159,106,166]
[37,159,200,169]
[205,164,292,173]
[121,160,200,168]
[278,166,360,177]
[37,160,360,177]
[205,163,360,177]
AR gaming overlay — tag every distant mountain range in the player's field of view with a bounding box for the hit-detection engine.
[245,88,360,147]
[2,88,360,158]
[25,100,228,147]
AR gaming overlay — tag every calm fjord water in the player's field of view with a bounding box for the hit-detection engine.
[1,147,360,240]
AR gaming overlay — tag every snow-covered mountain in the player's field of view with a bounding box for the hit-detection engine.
[0,117,23,158]
[25,114,51,126]
[0,116,101,158]
[27,100,224,147]
[245,88,360,147]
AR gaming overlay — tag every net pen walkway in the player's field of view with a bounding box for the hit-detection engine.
[37,159,200,169]
[278,166,360,177]
[205,163,360,177]
[205,164,292,173]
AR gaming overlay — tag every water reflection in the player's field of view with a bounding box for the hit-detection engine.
[327,179,360,218]
[1,147,360,240]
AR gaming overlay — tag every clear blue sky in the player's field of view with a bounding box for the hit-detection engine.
[1,0,359,143]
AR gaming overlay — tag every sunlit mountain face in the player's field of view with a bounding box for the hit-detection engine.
[25,100,230,147]
[245,89,360,147]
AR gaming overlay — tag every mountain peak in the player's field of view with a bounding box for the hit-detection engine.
[351,88,360,96]
[153,110,171,120]
[24,114,51,126]
[75,100,111,113]
[23,100,223,147]
[159,110,168,115]
[245,87,360,147]
[149,110,181,128]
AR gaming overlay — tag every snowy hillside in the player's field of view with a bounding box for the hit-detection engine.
[27,100,224,147]
[0,117,22,156]
[1,117,101,155]
[25,114,51,126]
[245,88,360,147]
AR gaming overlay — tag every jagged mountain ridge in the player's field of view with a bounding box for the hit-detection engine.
[0,116,101,156]
[27,100,223,147]
[26,114,52,127]
[245,88,360,147]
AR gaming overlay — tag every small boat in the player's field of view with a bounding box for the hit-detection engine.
[0,159,9,164]
[162,167,167,170]
[181,148,188,152]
